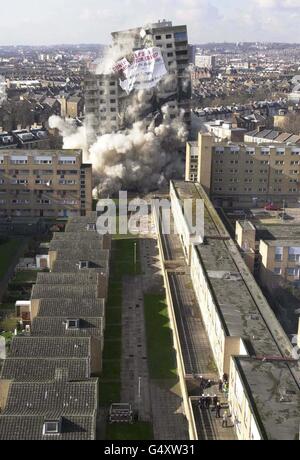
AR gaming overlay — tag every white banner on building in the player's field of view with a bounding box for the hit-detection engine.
[113,47,168,94]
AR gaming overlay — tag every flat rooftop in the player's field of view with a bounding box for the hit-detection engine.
[172,181,294,359]
[235,358,300,441]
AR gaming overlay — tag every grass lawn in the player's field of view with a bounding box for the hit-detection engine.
[0,239,23,280]
[106,422,154,441]
[106,306,122,325]
[102,359,121,380]
[99,381,121,406]
[112,239,142,278]
[103,340,122,361]
[0,315,18,332]
[144,294,178,380]
[13,271,38,283]
[0,303,15,311]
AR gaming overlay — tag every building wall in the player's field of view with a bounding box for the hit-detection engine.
[195,134,300,208]
[229,359,263,441]
[190,245,226,376]
[185,142,198,182]
[0,150,92,218]
[197,133,213,194]
[85,74,120,135]
[0,380,12,412]
[259,241,300,284]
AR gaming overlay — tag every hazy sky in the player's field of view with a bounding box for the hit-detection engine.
[1,0,299,45]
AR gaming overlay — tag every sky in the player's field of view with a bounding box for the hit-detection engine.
[0,0,299,46]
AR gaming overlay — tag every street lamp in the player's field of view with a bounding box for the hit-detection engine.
[134,242,137,274]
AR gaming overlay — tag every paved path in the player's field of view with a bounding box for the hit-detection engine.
[121,275,152,422]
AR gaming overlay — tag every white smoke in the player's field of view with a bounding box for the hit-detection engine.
[49,102,187,196]
[96,32,138,75]
[0,75,7,106]
[89,105,187,194]
[48,115,93,161]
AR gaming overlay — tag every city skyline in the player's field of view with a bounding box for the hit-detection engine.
[1,0,300,46]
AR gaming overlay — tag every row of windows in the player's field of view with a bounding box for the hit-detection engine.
[275,267,300,277]
[155,33,173,40]
[215,147,300,156]
[214,187,298,193]
[215,160,300,166]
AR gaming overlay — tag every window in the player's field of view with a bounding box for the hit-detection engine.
[275,247,283,262]
[261,148,270,156]
[288,247,300,262]
[287,268,299,277]
[276,149,285,156]
[260,160,269,165]
[174,32,187,42]
[155,35,162,40]
[230,146,240,153]
[59,157,76,165]
[166,34,172,39]
[86,223,96,231]
[291,148,300,156]
[167,52,173,57]
[167,44,172,48]
[274,268,282,275]
[246,148,255,156]
[43,420,61,436]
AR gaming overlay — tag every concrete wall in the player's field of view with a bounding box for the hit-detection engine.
[229,358,262,441]
[190,245,226,376]
[0,380,11,412]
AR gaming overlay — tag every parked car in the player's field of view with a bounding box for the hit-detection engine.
[265,203,280,211]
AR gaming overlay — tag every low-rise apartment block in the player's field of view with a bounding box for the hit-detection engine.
[170,180,300,440]
[0,149,92,218]
[186,133,300,208]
